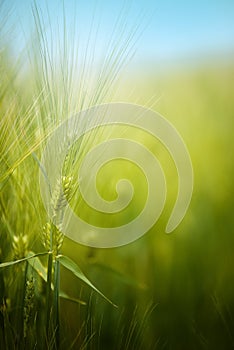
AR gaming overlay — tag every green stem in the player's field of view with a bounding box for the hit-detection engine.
[45,252,53,342]
[53,259,60,349]
[16,261,28,350]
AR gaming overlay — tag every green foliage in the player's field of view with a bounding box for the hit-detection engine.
[58,255,117,307]
[0,1,137,348]
[0,1,233,349]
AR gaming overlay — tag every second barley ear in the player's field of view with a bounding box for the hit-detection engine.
[12,233,28,260]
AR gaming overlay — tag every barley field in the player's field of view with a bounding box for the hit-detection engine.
[0,1,234,349]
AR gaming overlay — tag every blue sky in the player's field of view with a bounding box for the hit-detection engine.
[4,0,234,66]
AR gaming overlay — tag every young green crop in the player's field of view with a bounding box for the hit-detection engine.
[0,1,138,349]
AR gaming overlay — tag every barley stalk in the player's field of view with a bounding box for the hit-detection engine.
[43,174,74,348]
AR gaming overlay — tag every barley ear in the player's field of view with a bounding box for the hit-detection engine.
[23,277,35,338]
[12,234,29,260]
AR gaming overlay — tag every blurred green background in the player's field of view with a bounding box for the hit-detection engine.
[59,60,234,349]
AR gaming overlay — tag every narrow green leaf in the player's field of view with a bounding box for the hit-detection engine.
[58,255,117,307]
[27,252,86,305]
[0,251,49,268]
[59,291,86,305]
[27,251,47,281]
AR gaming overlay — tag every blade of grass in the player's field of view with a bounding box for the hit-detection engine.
[0,252,49,268]
[58,255,117,307]
[27,254,86,305]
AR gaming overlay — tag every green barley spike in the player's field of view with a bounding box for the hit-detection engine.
[42,222,51,250]
[12,233,29,260]
[23,277,35,338]
[51,175,74,219]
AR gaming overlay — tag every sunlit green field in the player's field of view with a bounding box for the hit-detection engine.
[1,2,234,349]
[60,62,234,349]
[1,59,233,349]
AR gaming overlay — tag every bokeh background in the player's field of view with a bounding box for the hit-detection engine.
[1,0,234,349]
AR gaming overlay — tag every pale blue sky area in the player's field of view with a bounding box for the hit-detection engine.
[3,0,234,66]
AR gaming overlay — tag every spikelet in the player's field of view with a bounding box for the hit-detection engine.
[42,222,64,256]
[41,175,73,255]
[54,225,64,255]
[51,175,74,220]
[12,233,28,260]
[42,222,51,251]
[23,277,34,338]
